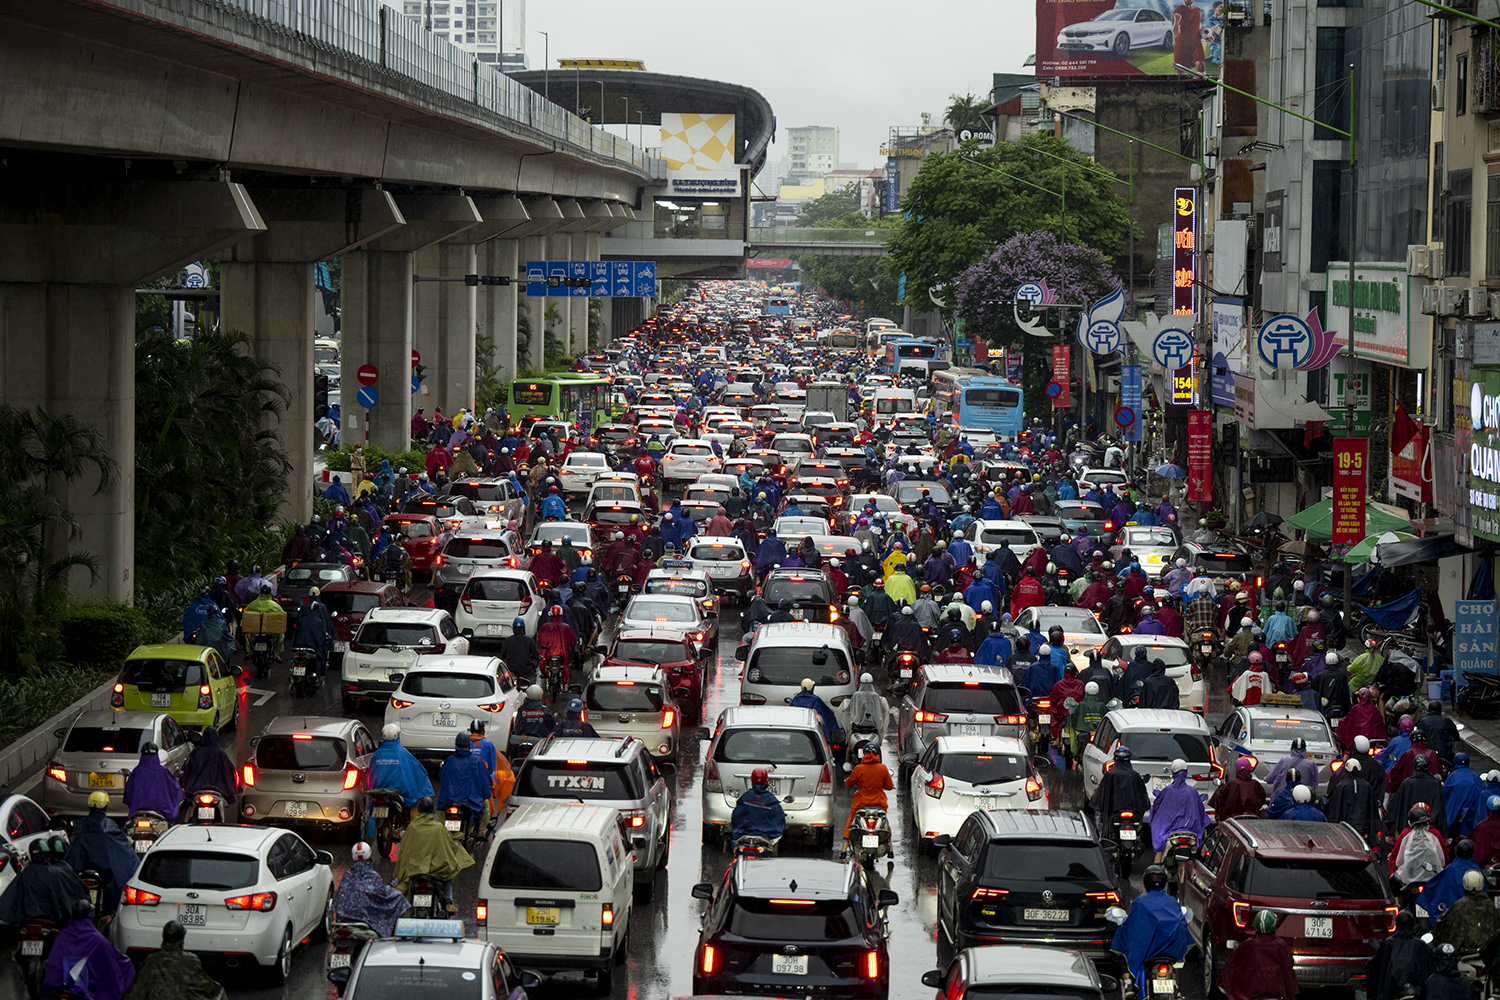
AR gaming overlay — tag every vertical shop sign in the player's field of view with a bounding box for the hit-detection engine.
[1331,437,1368,544]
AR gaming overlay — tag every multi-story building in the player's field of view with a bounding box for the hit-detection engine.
[386,0,526,71]
[786,126,840,185]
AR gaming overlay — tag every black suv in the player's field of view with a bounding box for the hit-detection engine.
[758,568,839,624]
[692,858,898,999]
[934,810,1122,964]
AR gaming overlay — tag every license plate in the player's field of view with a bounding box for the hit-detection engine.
[373,806,389,818]
[132,839,151,854]
[286,801,308,818]
[790,608,805,620]
[1305,916,1333,938]
[334,641,348,653]
[1037,714,1050,725]
[291,665,306,676]
[487,624,505,636]
[861,834,880,848]
[330,953,351,969]
[88,772,115,788]
[960,725,981,736]
[413,894,433,908]
[445,819,462,831]
[773,954,808,975]
[20,940,43,956]
[1024,908,1070,922]
[1152,979,1175,994]
[900,668,913,678]
[150,693,171,708]
[197,807,215,821]
[1201,644,1213,653]
[1119,828,1138,841]
[253,641,269,652]
[178,904,207,927]
[527,906,560,925]
[975,797,996,810]
[434,712,457,727]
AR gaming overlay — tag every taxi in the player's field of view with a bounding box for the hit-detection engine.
[329,917,538,999]
[111,644,241,731]
[1114,523,1181,578]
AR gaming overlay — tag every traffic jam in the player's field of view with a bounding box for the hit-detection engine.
[0,280,1481,1000]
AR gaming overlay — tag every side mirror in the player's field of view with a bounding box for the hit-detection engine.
[595,645,609,656]
[461,628,474,639]
[694,727,711,741]
[1033,755,1051,771]
[658,761,677,776]
[315,850,335,866]
[185,731,202,746]
[705,610,718,620]
[673,686,692,700]
[921,971,945,989]
[1099,975,1120,994]
[842,762,853,773]
[1099,838,1118,854]
[735,647,748,661]
[388,672,405,684]
[329,967,352,993]
[692,882,714,900]
[901,753,919,766]
[932,834,952,849]
[54,728,67,740]
[230,665,243,678]
[519,971,543,991]
[877,888,899,908]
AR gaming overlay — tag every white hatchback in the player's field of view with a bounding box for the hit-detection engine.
[661,439,722,485]
[906,736,1046,847]
[385,656,524,761]
[113,824,334,985]
[452,568,541,642]
[558,452,610,495]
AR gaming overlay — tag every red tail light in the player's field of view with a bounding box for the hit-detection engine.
[971,887,1008,899]
[924,773,944,798]
[46,764,68,783]
[124,887,160,906]
[461,596,473,615]
[817,762,833,794]
[1232,900,1251,927]
[111,683,124,708]
[242,764,256,787]
[864,951,880,980]
[661,709,676,729]
[224,892,277,911]
[343,765,361,790]
[701,945,717,974]
[197,793,216,805]
[1156,964,1172,978]
[519,595,533,615]
[390,697,414,709]
[1190,663,1202,680]
[704,757,722,792]
[1025,777,1042,801]
[476,899,488,924]
[1386,906,1399,932]
[1086,890,1122,905]
[915,710,948,723]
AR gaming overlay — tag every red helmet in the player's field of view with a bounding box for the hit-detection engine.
[874,578,885,589]
[549,485,558,493]
[750,767,770,786]
[550,605,564,616]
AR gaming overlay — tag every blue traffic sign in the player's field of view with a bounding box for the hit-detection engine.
[526,260,659,297]
[590,261,611,297]
[355,385,379,408]
[1115,406,1135,427]
[1045,381,1063,398]
[633,261,657,297]
[411,374,420,394]
[569,261,590,297]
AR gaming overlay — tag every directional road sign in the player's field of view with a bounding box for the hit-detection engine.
[356,385,379,408]
[411,375,420,395]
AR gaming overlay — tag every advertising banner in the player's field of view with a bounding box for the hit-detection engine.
[746,258,793,269]
[1035,0,1224,79]
[1173,187,1196,319]
[1007,350,1023,382]
[1211,298,1245,406]
[1121,365,1143,442]
[1052,344,1072,408]
[1331,438,1368,545]
[660,113,740,198]
[1467,368,1500,543]
[1186,410,1212,502]
[1456,600,1498,683]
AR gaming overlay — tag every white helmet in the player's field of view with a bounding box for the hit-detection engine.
[1170,758,1188,774]
[527,684,544,700]
[953,530,964,539]
[981,600,993,612]
[1294,580,1305,591]
[351,842,373,862]
[847,595,860,607]
[1354,735,1371,753]
[1240,617,1254,628]
[1325,651,1339,666]
[1038,643,1052,655]
[382,723,401,740]
[860,672,874,684]
[1292,784,1312,803]
[1084,681,1100,695]
[1176,558,1187,568]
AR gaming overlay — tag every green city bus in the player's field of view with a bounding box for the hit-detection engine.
[508,373,611,429]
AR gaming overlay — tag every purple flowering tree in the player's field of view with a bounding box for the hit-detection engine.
[953,230,1119,348]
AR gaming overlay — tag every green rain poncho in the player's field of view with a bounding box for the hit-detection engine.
[122,936,226,1000]
[1347,647,1385,694]
[1067,693,1107,756]
[392,811,476,896]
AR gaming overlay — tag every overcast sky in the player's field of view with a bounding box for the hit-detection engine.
[525,1,1037,173]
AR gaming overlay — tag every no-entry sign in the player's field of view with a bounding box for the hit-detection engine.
[356,364,379,386]
[411,349,421,366]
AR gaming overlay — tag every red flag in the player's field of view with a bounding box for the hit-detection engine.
[1390,404,1420,456]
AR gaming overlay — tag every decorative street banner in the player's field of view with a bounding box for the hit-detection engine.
[1052,344,1072,407]
[1455,600,1498,683]
[1186,410,1212,502]
[1121,365,1143,443]
[1391,421,1432,503]
[1006,349,1023,382]
[1331,437,1368,545]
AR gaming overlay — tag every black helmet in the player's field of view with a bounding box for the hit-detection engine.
[416,795,436,814]
[71,897,94,922]
[455,732,470,750]
[1290,737,1306,752]
[947,607,962,619]
[1142,865,1169,892]
[468,719,486,735]
[1414,754,1432,773]
[141,742,159,756]
[1408,804,1430,825]
[1456,839,1476,860]
[1395,909,1416,935]
[162,921,187,944]
[1048,625,1064,643]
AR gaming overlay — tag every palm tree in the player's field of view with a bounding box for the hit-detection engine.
[944,93,988,132]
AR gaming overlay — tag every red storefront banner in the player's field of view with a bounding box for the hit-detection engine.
[1186,410,1213,502]
[1390,423,1432,503]
[1052,344,1071,408]
[1331,437,1368,544]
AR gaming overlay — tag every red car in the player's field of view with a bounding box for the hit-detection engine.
[318,581,405,659]
[586,500,649,539]
[381,513,451,574]
[1179,817,1397,992]
[604,628,710,720]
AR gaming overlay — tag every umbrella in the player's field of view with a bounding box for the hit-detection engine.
[1244,511,1283,529]
[1281,497,1412,540]
[1278,539,1325,559]
[1345,530,1417,565]
[1155,463,1187,478]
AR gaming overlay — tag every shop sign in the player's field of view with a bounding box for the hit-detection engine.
[1455,601,1498,682]
[1325,262,1427,368]
[1327,367,1372,436]
[1467,368,1500,542]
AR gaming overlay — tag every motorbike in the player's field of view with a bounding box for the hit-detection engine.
[1191,629,1220,673]
[289,647,322,697]
[16,918,59,1000]
[76,868,110,931]
[847,724,881,766]
[366,789,407,861]
[846,805,892,869]
[406,872,448,919]
[327,921,380,997]
[442,801,481,851]
[1028,696,1053,755]
[1161,831,1198,895]
[185,789,230,825]
[886,649,921,694]
[1461,671,1500,721]
[123,809,169,855]
[541,654,566,703]
[614,573,634,608]
[732,833,780,858]
[245,631,278,681]
[1144,956,1186,1000]
[1109,810,1145,879]
[1271,640,1292,679]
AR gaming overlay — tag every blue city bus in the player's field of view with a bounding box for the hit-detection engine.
[765,296,793,316]
[931,368,1024,439]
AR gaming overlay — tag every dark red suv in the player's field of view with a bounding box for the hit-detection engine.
[604,628,710,720]
[1179,818,1396,995]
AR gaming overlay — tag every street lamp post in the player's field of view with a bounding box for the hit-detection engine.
[537,30,548,99]
[635,110,644,148]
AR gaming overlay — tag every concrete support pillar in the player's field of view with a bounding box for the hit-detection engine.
[341,250,416,450]
[521,235,548,372]
[544,231,572,356]
[220,261,317,518]
[0,284,136,599]
[1,173,265,600]
[477,238,520,382]
[412,241,477,418]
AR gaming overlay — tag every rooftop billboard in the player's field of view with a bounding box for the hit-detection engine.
[1036,0,1225,78]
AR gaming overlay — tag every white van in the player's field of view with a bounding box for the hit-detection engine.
[477,802,637,994]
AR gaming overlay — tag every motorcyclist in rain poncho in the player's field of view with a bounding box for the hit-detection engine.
[1148,759,1209,860]
[334,842,410,936]
[1418,839,1481,922]
[181,726,237,806]
[1110,865,1194,990]
[63,792,139,915]
[367,724,434,838]
[847,673,888,743]
[43,898,135,1000]
[123,743,182,824]
[1390,805,1448,889]
[392,797,476,910]
[0,837,89,925]
[122,920,226,1000]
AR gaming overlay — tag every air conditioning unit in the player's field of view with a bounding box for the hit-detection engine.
[1422,285,1444,315]
[1489,292,1500,318]
[1439,286,1465,315]
[1407,245,1432,276]
[1204,137,1220,157]
[1434,82,1445,111]
[1470,287,1491,317]
[1431,247,1446,277]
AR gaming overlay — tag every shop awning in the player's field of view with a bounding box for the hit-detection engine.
[1262,396,1332,422]
[1282,497,1413,539]
[1372,533,1477,567]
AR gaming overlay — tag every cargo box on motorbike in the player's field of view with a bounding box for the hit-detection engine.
[241,609,287,634]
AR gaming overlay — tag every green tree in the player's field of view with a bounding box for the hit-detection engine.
[886,135,1134,312]
[796,189,861,227]
[944,93,988,131]
[475,333,506,412]
[134,329,292,589]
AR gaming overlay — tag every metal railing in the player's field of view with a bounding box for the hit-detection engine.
[748,228,891,245]
[200,0,662,176]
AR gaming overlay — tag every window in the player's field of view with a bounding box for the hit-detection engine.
[1447,170,1474,277]
[277,834,315,877]
[1245,858,1389,898]
[919,683,1024,715]
[64,726,151,754]
[518,761,642,799]
[727,899,858,940]
[1488,175,1500,279]
[139,851,261,890]
[488,839,603,891]
[6,800,48,839]
[1310,161,1349,272]
[321,591,384,615]
[121,659,206,692]
[256,737,347,771]
[1459,55,1469,116]
[441,537,509,560]
[714,728,826,765]
[585,682,664,713]
[1197,828,1230,875]
[1314,28,1350,140]
[355,623,438,648]
[746,647,849,687]
[981,841,1107,881]
[403,672,495,699]
[464,577,527,602]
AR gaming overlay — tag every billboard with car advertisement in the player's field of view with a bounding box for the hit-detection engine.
[1035,0,1226,78]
